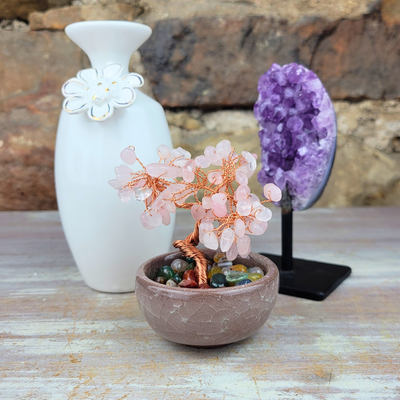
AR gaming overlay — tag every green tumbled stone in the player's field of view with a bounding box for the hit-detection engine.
[226,271,249,286]
[184,258,196,270]
[173,273,182,283]
[210,273,227,288]
[156,265,175,281]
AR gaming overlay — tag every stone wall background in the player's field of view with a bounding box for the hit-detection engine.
[1,0,400,210]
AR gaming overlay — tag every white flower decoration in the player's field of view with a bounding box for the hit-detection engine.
[62,64,144,122]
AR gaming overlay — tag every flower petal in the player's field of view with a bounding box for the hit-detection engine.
[62,78,87,97]
[102,64,122,78]
[112,87,136,108]
[122,73,144,88]
[78,68,98,83]
[87,103,114,121]
[63,96,89,114]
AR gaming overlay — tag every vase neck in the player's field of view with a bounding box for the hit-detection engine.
[65,21,152,75]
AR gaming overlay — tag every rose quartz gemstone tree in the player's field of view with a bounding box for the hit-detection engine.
[110,140,281,261]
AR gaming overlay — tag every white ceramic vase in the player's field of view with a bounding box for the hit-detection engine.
[55,21,175,293]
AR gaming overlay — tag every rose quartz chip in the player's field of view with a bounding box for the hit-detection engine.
[263,183,282,202]
[118,188,133,203]
[175,189,192,205]
[205,209,215,218]
[183,169,195,182]
[220,228,235,252]
[237,163,254,179]
[204,146,222,165]
[249,193,260,204]
[236,185,249,201]
[203,231,218,250]
[184,159,195,171]
[139,212,154,229]
[249,220,268,235]
[167,183,186,194]
[208,172,223,185]
[204,146,219,162]
[202,196,212,209]
[165,201,176,213]
[195,155,210,168]
[147,163,180,179]
[216,139,231,159]
[140,220,154,230]
[226,242,238,261]
[159,207,171,226]
[234,218,246,238]
[134,179,146,188]
[237,235,251,257]
[108,179,121,190]
[211,193,227,205]
[199,221,214,242]
[120,147,136,165]
[242,151,257,170]
[237,199,252,216]
[255,205,272,222]
[236,171,248,186]
[152,193,167,210]
[157,144,171,159]
[166,147,191,166]
[115,164,133,185]
[141,211,162,227]
[191,204,206,220]
[212,201,227,217]
[176,147,191,160]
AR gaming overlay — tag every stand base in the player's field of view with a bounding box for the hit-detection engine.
[259,254,351,301]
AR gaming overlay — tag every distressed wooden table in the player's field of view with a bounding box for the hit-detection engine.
[0,208,399,399]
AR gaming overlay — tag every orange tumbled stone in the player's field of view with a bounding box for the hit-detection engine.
[179,279,198,288]
[231,264,247,272]
[198,283,211,289]
[183,269,196,281]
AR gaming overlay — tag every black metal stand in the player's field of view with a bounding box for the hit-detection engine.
[260,190,351,301]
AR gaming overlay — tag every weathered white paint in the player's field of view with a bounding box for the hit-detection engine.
[0,208,399,399]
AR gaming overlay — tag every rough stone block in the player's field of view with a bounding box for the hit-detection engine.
[0,30,83,210]
[311,13,400,100]
[29,4,143,31]
[0,0,48,21]
[140,17,332,107]
[140,12,400,107]
[381,0,400,27]
[138,0,375,25]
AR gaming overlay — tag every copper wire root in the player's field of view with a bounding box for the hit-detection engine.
[173,221,208,285]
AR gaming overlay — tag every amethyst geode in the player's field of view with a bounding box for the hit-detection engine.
[254,63,336,211]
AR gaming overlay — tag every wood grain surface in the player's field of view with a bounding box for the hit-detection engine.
[0,208,399,400]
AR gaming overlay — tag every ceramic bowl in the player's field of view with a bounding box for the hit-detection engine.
[135,249,279,347]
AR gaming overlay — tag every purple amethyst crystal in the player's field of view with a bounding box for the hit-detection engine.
[254,63,336,211]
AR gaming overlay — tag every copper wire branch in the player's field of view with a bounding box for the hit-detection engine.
[172,221,208,285]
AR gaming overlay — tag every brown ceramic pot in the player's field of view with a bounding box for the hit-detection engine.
[136,249,279,347]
